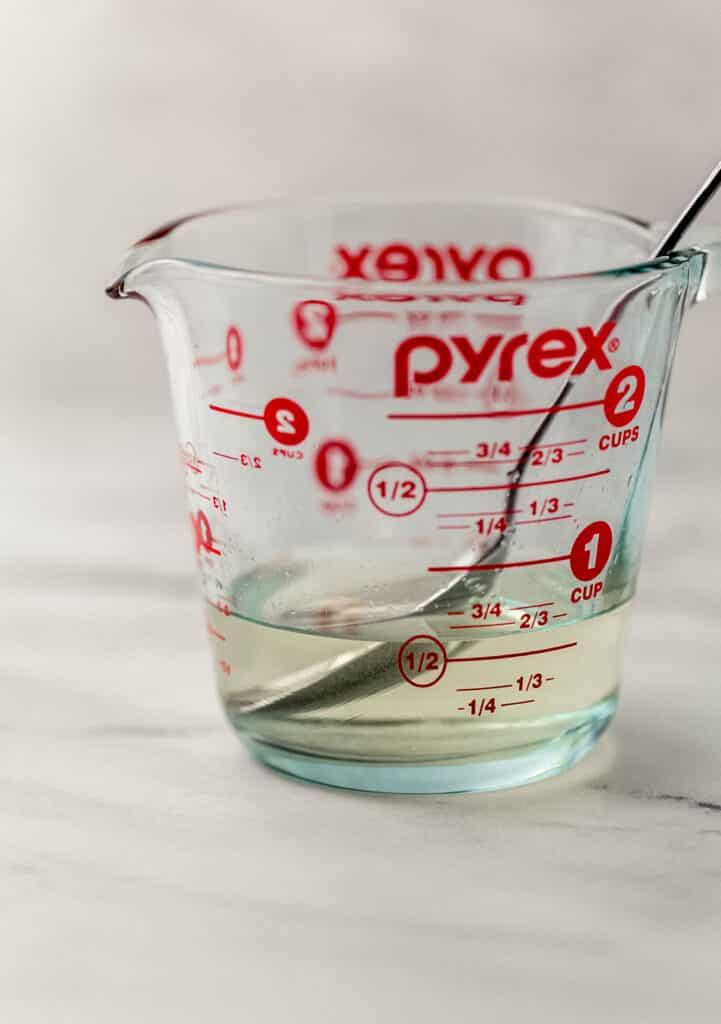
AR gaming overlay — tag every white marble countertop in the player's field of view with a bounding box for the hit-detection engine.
[4,303,721,1022]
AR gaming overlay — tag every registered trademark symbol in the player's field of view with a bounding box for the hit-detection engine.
[608,337,620,353]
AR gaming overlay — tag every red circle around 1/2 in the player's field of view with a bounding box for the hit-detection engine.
[569,520,613,581]
[292,300,337,350]
[225,325,243,372]
[263,397,310,446]
[367,462,427,517]
[603,365,646,428]
[397,635,448,687]
[315,439,359,492]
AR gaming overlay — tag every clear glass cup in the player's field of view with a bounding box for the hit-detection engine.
[107,198,721,793]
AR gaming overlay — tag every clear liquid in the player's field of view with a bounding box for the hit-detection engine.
[208,596,629,765]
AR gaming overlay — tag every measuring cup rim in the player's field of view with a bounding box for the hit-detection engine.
[107,196,702,296]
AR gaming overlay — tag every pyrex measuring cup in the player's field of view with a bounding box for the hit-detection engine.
[108,198,721,794]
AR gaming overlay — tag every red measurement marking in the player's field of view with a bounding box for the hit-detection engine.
[207,625,226,641]
[501,699,536,707]
[209,403,264,421]
[368,463,428,516]
[515,514,574,525]
[193,352,225,367]
[387,398,604,421]
[398,635,448,687]
[293,300,337,349]
[563,502,575,508]
[450,621,515,629]
[340,310,398,320]
[212,451,238,461]
[428,458,519,468]
[447,611,464,616]
[456,684,513,691]
[226,325,243,371]
[604,365,645,426]
[520,438,588,450]
[513,602,554,610]
[552,613,568,619]
[328,387,394,399]
[429,553,569,572]
[545,676,556,682]
[426,468,609,493]
[437,510,521,518]
[570,520,613,580]
[183,462,202,474]
[438,525,470,530]
[428,449,471,456]
[315,439,359,492]
[447,641,577,663]
[567,451,585,456]
[189,488,211,501]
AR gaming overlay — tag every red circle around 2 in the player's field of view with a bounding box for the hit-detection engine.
[263,397,310,446]
[226,325,243,371]
[315,439,359,492]
[569,520,613,581]
[292,300,337,350]
[603,365,645,427]
[397,635,448,687]
[367,462,427,516]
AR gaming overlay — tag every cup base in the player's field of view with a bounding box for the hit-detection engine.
[242,697,616,795]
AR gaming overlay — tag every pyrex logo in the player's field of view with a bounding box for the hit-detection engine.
[393,322,616,397]
[334,244,533,282]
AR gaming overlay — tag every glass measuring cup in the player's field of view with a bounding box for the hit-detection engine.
[107,198,721,794]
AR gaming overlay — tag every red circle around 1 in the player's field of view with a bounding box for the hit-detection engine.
[569,520,613,581]
[292,299,337,350]
[367,462,427,517]
[226,325,243,371]
[603,365,645,427]
[315,438,359,492]
[397,635,448,687]
[263,397,310,446]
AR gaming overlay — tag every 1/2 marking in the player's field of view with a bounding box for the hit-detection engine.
[397,635,448,686]
[367,463,427,516]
